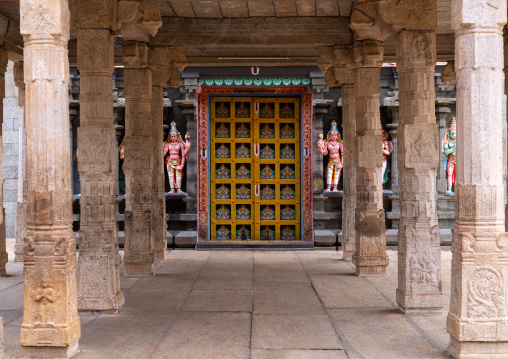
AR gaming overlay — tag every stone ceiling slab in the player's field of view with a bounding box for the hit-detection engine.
[220,1,249,17]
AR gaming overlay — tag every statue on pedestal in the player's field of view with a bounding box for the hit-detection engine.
[317,121,343,192]
[381,128,393,187]
[163,121,191,193]
[441,117,456,195]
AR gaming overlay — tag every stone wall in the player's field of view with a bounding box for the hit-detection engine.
[2,61,18,239]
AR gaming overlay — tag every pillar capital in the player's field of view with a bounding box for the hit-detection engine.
[117,0,162,43]
[123,40,148,69]
[396,31,436,70]
[20,0,70,42]
[148,46,186,88]
[320,46,355,87]
[452,0,506,32]
[354,40,384,69]
[73,0,114,29]
[13,61,24,91]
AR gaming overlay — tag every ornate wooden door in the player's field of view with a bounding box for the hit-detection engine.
[210,97,300,241]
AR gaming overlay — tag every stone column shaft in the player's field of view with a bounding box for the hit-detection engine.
[152,85,166,260]
[14,62,27,262]
[352,40,389,275]
[76,29,124,313]
[395,31,443,312]
[341,84,356,260]
[20,0,81,356]
[448,1,508,357]
[0,50,7,276]
[436,106,452,194]
[123,41,155,276]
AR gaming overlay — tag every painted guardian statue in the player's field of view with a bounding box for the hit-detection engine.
[441,117,456,195]
[163,121,191,193]
[317,120,343,192]
[381,127,393,187]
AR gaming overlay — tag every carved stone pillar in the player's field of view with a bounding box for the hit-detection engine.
[448,1,508,357]
[76,29,124,313]
[14,62,27,262]
[395,31,443,313]
[20,0,81,356]
[352,40,389,275]
[312,101,330,197]
[386,107,399,195]
[436,105,452,194]
[123,41,155,276]
[0,49,7,276]
[341,84,356,260]
[177,100,198,213]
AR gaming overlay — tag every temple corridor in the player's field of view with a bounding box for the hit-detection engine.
[2,239,451,359]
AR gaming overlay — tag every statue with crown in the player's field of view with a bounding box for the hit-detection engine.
[441,117,456,195]
[163,121,191,193]
[317,121,343,192]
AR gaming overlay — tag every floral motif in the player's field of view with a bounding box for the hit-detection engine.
[215,123,230,138]
[261,185,275,200]
[280,144,295,159]
[261,145,275,159]
[236,184,251,199]
[261,226,275,240]
[216,164,231,179]
[236,102,250,118]
[280,103,294,118]
[261,206,275,220]
[280,124,294,138]
[280,165,295,179]
[216,205,230,220]
[236,226,251,240]
[236,144,250,158]
[260,124,275,139]
[216,185,231,199]
[281,185,295,200]
[236,205,251,219]
[260,103,274,118]
[281,226,295,240]
[261,165,275,179]
[216,144,230,158]
[216,225,231,240]
[235,123,250,138]
[281,206,295,220]
[236,164,250,179]
[216,102,230,118]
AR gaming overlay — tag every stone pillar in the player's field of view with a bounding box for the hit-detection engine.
[447,1,508,357]
[386,108,399,195]
[179,101,198,213]
[341,84,356,260]
[352,40,389,275]
[436,105,452,194]
[151,85,166,260]
[395,31,443,312]
[123,41,155,276]
[312,101,330,197]
[0,50,7,277]
[14,62,27,262]
[20,0,81,356]
[76,29,124,313]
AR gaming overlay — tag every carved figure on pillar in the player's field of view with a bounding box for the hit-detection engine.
[119,139,126,194]
[163,122,191,193]
[381,127,393,186]
[317,121,343,192]
[441,117,456,195]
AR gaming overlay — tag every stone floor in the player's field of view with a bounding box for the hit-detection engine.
[1,239,453,359]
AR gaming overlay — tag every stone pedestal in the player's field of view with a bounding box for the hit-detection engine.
[76,29,124,313]
[0,50,7,277]
[20,0,81,355]
[447,2,508,357]
[341,85,356,260]
[395,31,443,313]
[14,62,27,263]
[352,41,388,275]
[123,41,155,276]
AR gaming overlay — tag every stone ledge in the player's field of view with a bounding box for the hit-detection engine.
[314,230,337,247]
[175,231,197,248]
[313,211,341,220]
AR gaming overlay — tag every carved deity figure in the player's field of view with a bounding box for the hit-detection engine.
[119,139,126,193]
[163,122,191,193]
[317,120,343,192]
[32,279,56,325]
[441,117,456,195]
[381,127,393,186]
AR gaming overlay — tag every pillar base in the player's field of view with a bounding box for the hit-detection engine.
[78,292,125,314]
[352,254,388,275]
[396,289,443,313]
[448,337,508,359]
[154,249,166,261]
[0,252,7,276]
[22,340,79,359]
[124,263,155,277]
[343,250,354,261]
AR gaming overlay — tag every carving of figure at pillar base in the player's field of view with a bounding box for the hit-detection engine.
[381,127,393,187]
[441,117,456,196]
[163,121,191,193]
[317,121,343,192]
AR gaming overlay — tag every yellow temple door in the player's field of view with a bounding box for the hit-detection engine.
[210,97,301,241]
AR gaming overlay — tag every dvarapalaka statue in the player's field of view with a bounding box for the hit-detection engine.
[381,127,393,187]
[317,120,343,192]
[441,117,456,195]
[163,121,191,193]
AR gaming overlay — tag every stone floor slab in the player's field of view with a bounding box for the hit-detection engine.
[182,289,252,312]
[252,314,343,350]
[251,349,349,359]
[253,286,325,315]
